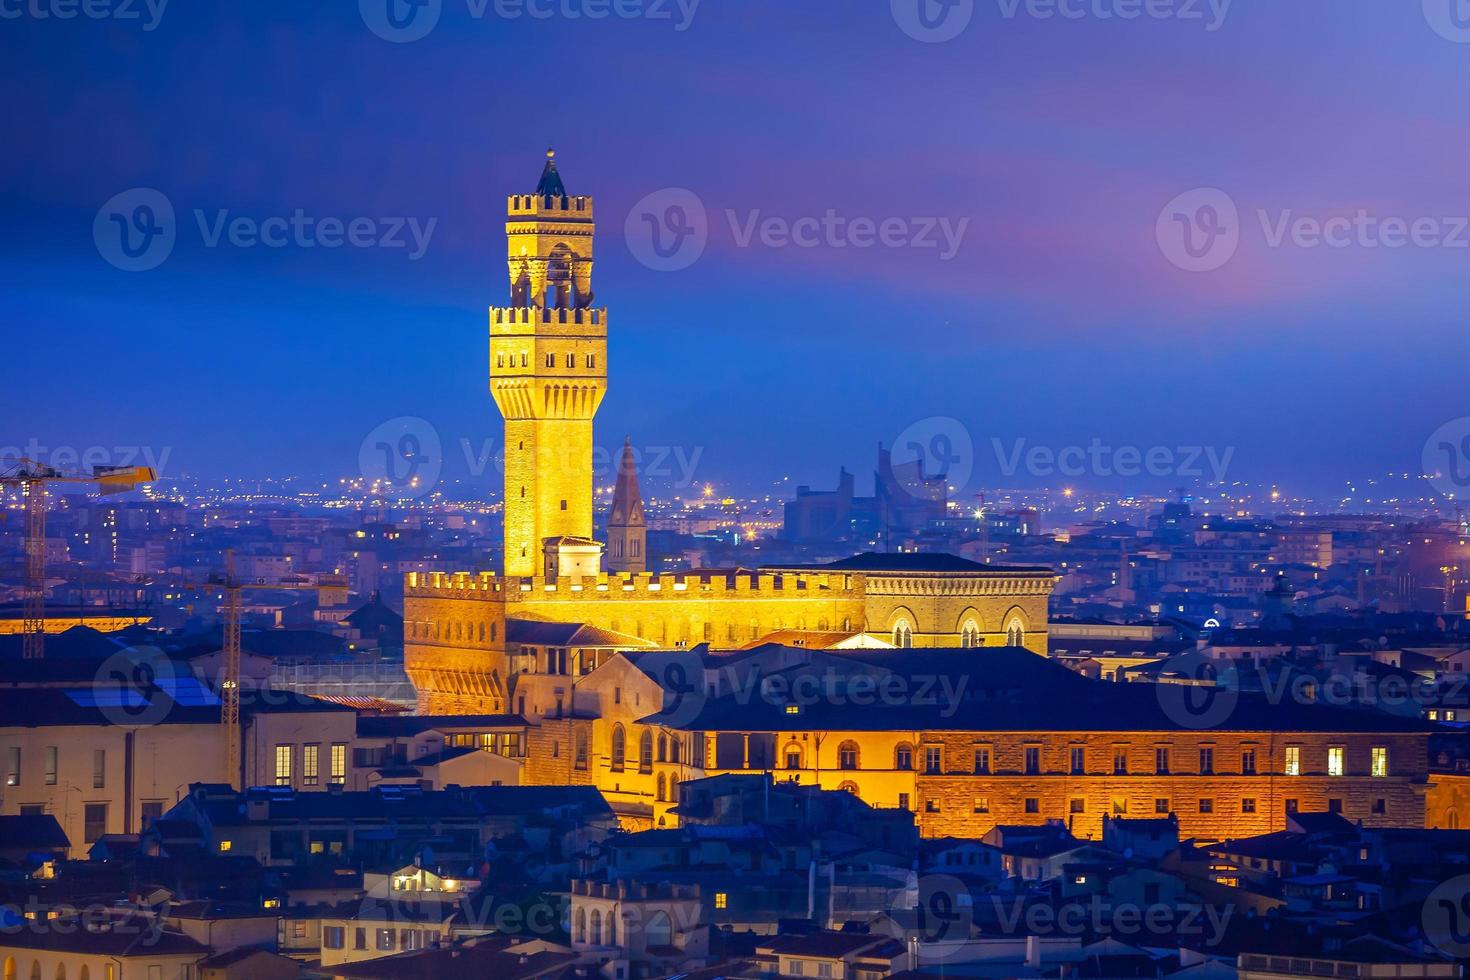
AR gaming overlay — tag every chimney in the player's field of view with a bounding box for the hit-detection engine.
[1026,935,1041,968]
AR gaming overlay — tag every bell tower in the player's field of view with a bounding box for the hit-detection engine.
[490,150,607,577]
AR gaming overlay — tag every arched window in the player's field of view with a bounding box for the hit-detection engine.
[656,773,667,801]
[610,724,626,772]
[575,908,587,944]
[784,743,803,770]
[590,909,602,946]
[961,620,981,648]
[1450,809,1462,830]
[574,729,589,771]
[657,733,668,762]
[895,743,914,771]
[639,730,654,774]
[893,621,913,648]
[670,737,681,764]
[606,912,617,946]
[839,780,860,797]
[838,741,860,770]
[1007,621,1025,647]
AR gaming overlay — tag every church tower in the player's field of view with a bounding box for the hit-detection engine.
[607,436,647,573]
[490,150,607,577]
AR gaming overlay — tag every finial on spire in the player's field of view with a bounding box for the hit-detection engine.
[536,148,567,198]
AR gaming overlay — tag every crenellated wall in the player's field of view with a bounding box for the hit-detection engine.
[403,568,1054,713]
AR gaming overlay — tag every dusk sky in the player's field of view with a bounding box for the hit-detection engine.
[5,1,1468,498]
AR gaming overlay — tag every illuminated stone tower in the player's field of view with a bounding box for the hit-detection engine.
[490,150,607,576]
[607,436,647,573]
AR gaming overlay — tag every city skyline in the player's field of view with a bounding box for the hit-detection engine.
[6,3,1470,495]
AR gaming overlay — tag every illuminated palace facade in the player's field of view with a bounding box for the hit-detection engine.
[402,155,1431,837]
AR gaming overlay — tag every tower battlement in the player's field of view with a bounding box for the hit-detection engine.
[490,306,607,332]
[507,194,593,218]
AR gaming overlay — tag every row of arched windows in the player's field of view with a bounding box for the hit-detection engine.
[608,724,685,774]
[890,617,1026,648]
[1,959,87,980]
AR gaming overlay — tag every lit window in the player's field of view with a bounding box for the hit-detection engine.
[784,704,800,715]
[1285,746,1301,776]
[331,743,347,784]
[275,744,293,786]
[714,892,728,910]
[1327,746,1344,777]
[303,744,319,786]
[1371,746,1388,777]
[219,840,232,852]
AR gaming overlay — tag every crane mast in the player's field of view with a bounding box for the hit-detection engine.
[2,458,156,659]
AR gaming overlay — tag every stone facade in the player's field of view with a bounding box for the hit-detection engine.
[404,567,1053,714]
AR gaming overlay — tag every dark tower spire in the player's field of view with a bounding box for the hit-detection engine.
[607,436,647,574]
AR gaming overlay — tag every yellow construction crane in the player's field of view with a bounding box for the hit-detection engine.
[205,550,348,789]
[1,458,156,659]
